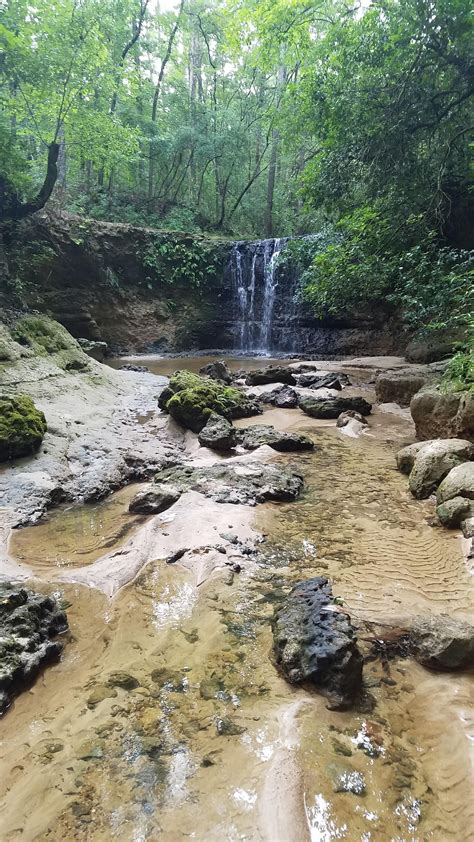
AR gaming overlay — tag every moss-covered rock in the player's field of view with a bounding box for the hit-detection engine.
[11,315,78,356]
[0,394,47,461]
[158,370,261,432]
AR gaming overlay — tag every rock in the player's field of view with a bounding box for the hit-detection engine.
[87,685,118,707]
[215,717,246,736]
[298,372,350,390]
[461,516,474,538]
[410,387,474,441]
[336,410,368,428]
[107,671,140,690]
[436,462,474,504]
[272,577,363,709]
[436,496,472,528]
[199,360,233,384]
[329,763,366,795]
[260,384,299,408]
[0,584,68,715]
[300,396,372,420]
[154,463,304,505]
[236,424,314,453]
[120,363,149,372]
[158,370,261,432]
[407,439,474,499]
[0,394,47,462]
[405,334,459,363]
[200,677,224,700]
[375,372,428,407]
[245,366,296,387]
[410,615,474,669]
[396,441,435,474]
[128,483,180,514]
[77,338,108,363]
[198,413,237,451]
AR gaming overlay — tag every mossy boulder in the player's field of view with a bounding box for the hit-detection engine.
[11,315,77,355]
[0,394,47,461]
[158,370,261,432]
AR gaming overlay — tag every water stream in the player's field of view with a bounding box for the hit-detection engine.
[1,360,473,841]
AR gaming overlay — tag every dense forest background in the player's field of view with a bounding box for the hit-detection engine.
[1,0,473,362]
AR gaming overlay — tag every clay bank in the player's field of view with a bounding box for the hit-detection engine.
[0,301,473,840]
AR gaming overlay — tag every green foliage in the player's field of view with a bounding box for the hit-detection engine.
[0,394,47,461]
[441,349,474,392]
[142,237,224,291]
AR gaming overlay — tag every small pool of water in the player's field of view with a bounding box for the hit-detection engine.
[107,354,298,378]
[9,484,144,571]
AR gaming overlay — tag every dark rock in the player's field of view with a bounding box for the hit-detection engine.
[410,387,474,441]
[375,371,428,407]
[199,360,233,384]
[77,338,108,363]
[120,363,149,372]
[272,577,363,709]
[0,584,68,715]
[0,394,47,462]
[128,483,180,514]
[410,615,474,669]
[260,384,299,408]
[198,413,237,451]
[245,366,296,387]
[300,396,372,420]
[298,372,350,390]
[154,463,304,505]
[407,439,474,499]
[158,370,261,432]
[107,671,140,690]
[215,716,246,736]
[236,424,314,452]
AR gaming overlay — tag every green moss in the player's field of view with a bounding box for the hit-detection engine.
[0,394,47,461]
[159,369,260,432]
[11,316,77,356]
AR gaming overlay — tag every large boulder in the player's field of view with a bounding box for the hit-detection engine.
[407,439,474,499]
[260,385,299,408]
[375,371,428,407]
[154,463,304,505]
[0,394,47,462]
[436,462,474,505]
[410,615,474,669]
[77,338,108,363]
[396,441,435,474]
[245,366,296,387]
[199,360,233,385]
[0,584,68,715]
[272,577,363,710]
[128,483,181,514]
[300,396,372,420]
[410,387,474,441]
[158,370,261,432]
[405,334,459,364]
[198,412,237,451]
[236,424,314,453]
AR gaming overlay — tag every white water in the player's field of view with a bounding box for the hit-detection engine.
[230,238,286,354]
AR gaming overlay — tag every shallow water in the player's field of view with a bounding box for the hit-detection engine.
[107,354,296,377]
[1,370,473,841]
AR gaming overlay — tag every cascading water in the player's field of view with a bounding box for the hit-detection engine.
[229,237,288,354]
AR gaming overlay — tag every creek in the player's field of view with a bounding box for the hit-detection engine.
[1,357,473,841]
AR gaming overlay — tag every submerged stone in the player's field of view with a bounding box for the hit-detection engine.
[154,462,304,505]
[300,396,372,420]
[236,423,314,452]
[272,577,363,709]
[0,394,47,462]
[0,583,68,715]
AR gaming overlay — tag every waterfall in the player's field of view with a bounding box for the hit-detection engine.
[229,237,287,354]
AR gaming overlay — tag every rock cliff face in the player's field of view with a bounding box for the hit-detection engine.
[3,213,402,356]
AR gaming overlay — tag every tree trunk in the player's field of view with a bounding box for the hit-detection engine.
[1,142,60,222]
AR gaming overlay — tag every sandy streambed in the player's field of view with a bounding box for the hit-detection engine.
[1,366,473,841]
